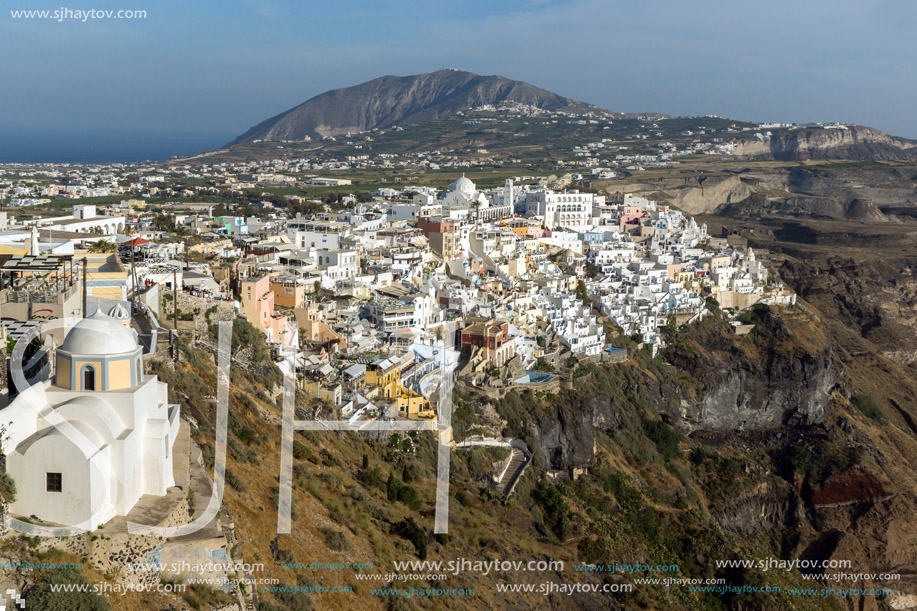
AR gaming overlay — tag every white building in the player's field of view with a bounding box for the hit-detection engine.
[525,189,597,230]
[2,311,180,530]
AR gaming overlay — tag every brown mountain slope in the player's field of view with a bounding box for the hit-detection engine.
[229,69,611,144]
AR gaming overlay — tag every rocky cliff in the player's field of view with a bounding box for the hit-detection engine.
[665,309,836,432]
[521,309,837,472]
[731,125,917,161]
[781,256,917,364]
[531,400,596,474]
[610,163,917,222]
[618,173,760,215]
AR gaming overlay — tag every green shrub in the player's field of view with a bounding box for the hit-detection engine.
[274,548,296,564]
[0,471,17,507]
[533,358,554,373]
[773,440,861,485]
[184,583,232,609]
[293,440,315,462]
[535,482,568,539]
[386,474,421,510]
[393,518,427,559]
[319,527,350,551]
[643,420,680,461]
[225,469,247,492]
[851,394,885,422]
[24,569,110,610]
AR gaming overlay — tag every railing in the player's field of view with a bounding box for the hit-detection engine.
[1,283,78,305]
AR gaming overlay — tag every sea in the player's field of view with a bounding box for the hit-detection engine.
[0,127,236,164]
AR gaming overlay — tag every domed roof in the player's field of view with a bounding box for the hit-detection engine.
[60,311,139,355]
[448,174,476,195]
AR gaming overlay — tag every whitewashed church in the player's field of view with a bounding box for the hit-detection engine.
[1,311,180,530]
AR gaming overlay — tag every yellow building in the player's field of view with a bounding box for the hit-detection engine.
[365,357,403,391]
[301,379,342,407]
[72,253,129,301]
[366,356,431,419]
[270,278,306,309]
[396,391,430,419]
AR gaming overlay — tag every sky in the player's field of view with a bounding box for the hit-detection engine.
[2,0,916,158]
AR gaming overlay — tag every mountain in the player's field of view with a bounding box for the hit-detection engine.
[228,69,612,145]
[731,125,917,161]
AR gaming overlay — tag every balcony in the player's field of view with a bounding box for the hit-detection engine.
[0,282,78,305]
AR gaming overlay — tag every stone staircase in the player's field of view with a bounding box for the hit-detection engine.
[496,442,531,496]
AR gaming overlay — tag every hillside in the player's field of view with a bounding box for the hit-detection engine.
[141,303,916,609]
[228,69,613,144]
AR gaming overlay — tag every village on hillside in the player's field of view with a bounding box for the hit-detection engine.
[0,165,795,427]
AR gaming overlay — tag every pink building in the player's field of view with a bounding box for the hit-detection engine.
[620,206,648,225]
[241,275,293,347]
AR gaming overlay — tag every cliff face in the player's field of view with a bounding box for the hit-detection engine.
[732,125,917,161]
[691,348,834,431]
[532,400,596,473]
[229,69,607,144]
[666,310,836,432]
[781,256,917,364]
[716,479,804,536]
[619,174,760,215]
[526,310,837,471]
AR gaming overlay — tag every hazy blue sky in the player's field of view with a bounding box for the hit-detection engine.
[3,0,916,144]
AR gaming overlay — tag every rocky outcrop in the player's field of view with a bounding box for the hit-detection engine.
[731,125,917,161]
[669,311,836,432]
[808,468,888,505]
[504,355,527,382]
[650,174,754,215]
[692,349,834,431]
[612,162,917,221]
[532,401,595,474]
[611,170,789,215]
[717,479,804,535]
[781,256,917,364]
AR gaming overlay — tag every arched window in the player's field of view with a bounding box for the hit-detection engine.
[82,365,96,390]
[136,359,142,384]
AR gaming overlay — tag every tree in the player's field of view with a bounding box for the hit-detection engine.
[705,295,720,312]
[393,518,427,559]
[152,213,174,232]
[89,240,115,253]
[472,199,483,225]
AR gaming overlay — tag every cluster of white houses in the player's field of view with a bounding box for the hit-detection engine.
[0,171,792,532]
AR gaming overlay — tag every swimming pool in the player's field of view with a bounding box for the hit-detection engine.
[514,370,554,385]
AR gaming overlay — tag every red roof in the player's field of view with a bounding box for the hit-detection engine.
[122,238,151,246]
